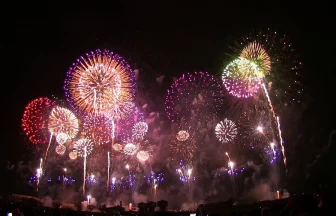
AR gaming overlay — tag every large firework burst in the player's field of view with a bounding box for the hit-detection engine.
[64,49,136,116]
[215,118,238,143]
[165,71,224,122]
[48,106,79,139]
[21,97,55,144]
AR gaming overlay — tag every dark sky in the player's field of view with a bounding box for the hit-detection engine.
[1,1,334,164]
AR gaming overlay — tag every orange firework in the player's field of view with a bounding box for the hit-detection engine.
[64,49,136,116]
[240,42,271,75]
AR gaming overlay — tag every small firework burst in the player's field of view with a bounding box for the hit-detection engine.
[69,151,77,160]
[55,144,66,155]
[56,133,68,145]
[64,49,136,116]
[74,138,94,157]
[176,130,190,141]
[215,119,238,143]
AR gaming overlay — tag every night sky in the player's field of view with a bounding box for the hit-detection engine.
[2,2,335,193]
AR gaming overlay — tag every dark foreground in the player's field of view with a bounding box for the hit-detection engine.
[0,193,330,216]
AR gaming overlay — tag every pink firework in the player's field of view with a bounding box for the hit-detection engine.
[223,78,262,98]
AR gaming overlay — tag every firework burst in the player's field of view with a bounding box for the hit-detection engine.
[64,49,136,116]
[48,106,79,139]
[55,144,66,155]
[176,130,190,141]
[222,57,263,98]
[56,133,68,145]
[123,143,138,156]
[215,119,238,143]
[21,97,55,144]
[232,29,303,103]
[74,138,94,157]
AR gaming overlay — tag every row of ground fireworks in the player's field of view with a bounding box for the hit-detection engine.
[21,28,302,195]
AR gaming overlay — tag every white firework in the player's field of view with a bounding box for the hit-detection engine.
[176,130,190,141]
[123,143,138,156]
[56,133,68,145]
[74,138,94,157]
[132,121,148,139]
[215,119,238,143]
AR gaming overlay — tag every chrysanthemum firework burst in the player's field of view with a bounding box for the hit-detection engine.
[176,130,190,141]
[215,118,238,143]
[74,138,94,157]
[64,49,136,116]
[48,106,79,139]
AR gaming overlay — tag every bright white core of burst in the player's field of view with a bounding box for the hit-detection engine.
[56,133,68,145]
[176,130,190,141]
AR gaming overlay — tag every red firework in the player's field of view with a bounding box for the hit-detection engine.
[21,97,55,144]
